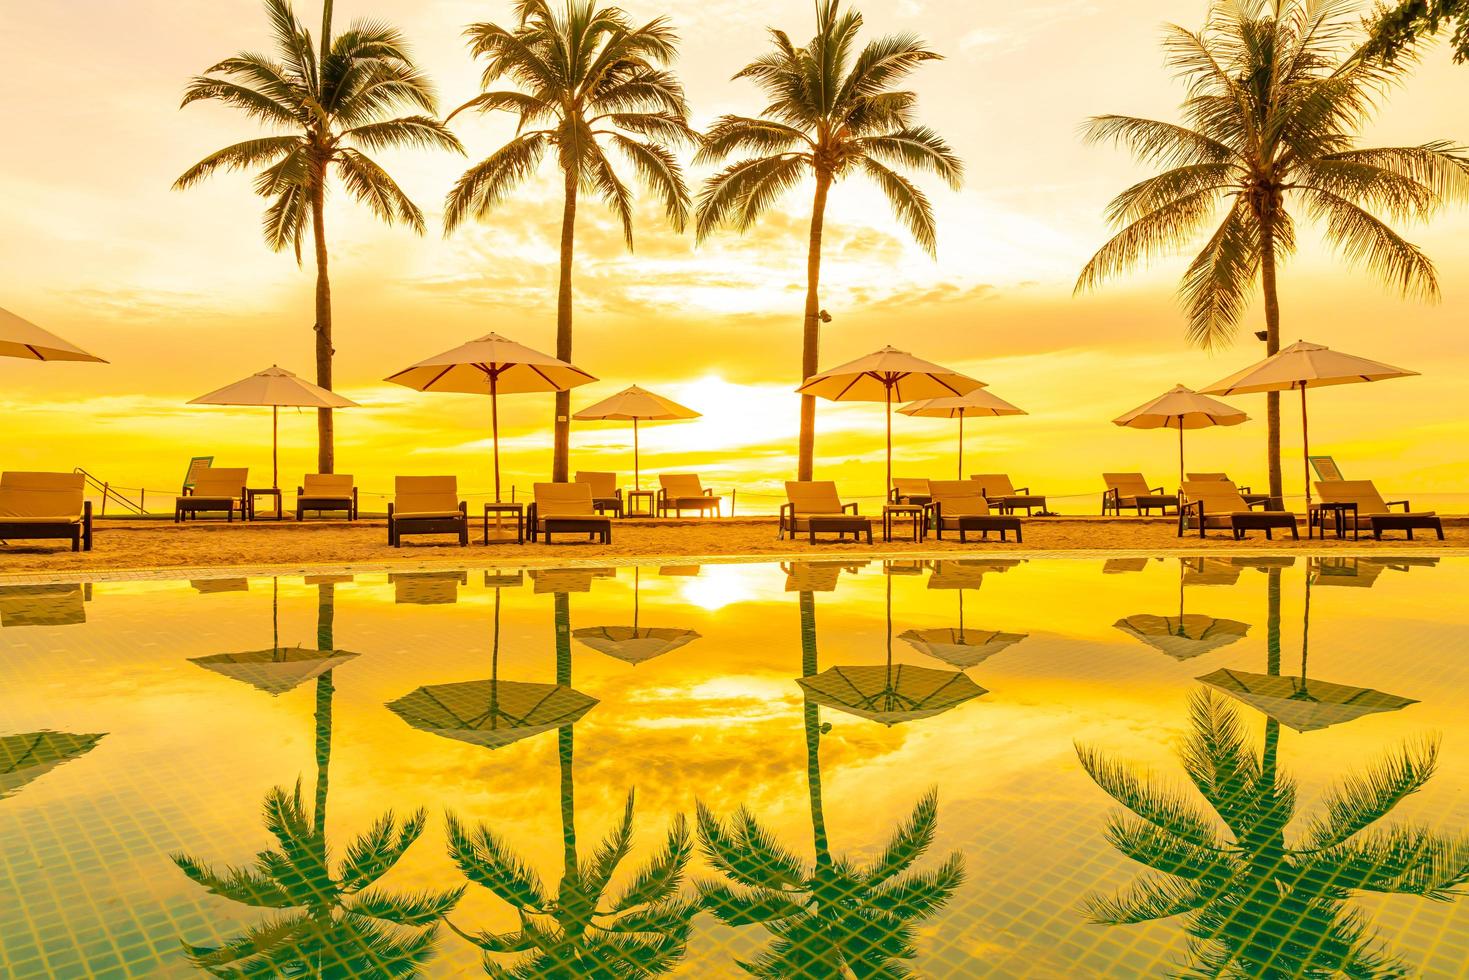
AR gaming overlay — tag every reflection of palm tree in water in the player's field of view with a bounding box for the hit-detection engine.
[1077,568,1469,977]
[444,590,698,975]
[697,588,966,978]
[174,581,460,975]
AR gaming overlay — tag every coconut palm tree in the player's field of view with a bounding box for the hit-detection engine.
[695,588,965,977]
[443,1,696,483]
[695,0,963,481]
[175,0,461,473]
[1075,0,1469,505]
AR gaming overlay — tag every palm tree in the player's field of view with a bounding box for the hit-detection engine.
[695,0,963,481]
[443,1,696,483]
[1367,0,1469,61]
[1075,0,1469,505]
[696,588,965,977]
[443,591,698,975]
[173,582,463,975]
[1076,688,1469,975]
[175,0,461,473]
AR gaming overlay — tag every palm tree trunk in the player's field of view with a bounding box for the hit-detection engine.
[310,170,335,475]
[553,167,578,483]
[313,581,335,839]
[554,591,576,873]
[1259,216,1283,507]
[798,592,831,868]
[1262,567,1282,780]
[797,171,833,482]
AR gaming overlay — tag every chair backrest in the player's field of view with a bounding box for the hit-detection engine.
[1186,472,1231,482]
[660,473,704,497]
[892,477,930,497]
[535,482,595,515]
[193,468,248,498]
[575,471,618,498]
[395,476,457,514]
[785,481,844,514]
[1309,455,1344,481]
[1316,479,1387,514]
[303,473,353,496]
[0,472,85,519]
[1181,479,1248,512]
[1103,472,1153,497]
[969,473,1016,497]
[183,456,214,492]
[928,480,991,517]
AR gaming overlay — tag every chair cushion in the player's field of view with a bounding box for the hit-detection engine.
[0,515,81,525]
[394,509,462,520]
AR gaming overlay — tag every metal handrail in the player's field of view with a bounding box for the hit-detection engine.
[73,467,147,516]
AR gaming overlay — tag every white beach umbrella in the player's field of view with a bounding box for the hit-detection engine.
[899,388,1026,479]
[573,385,699,490]
[0,305,106,362]
[1113,384,1249,488]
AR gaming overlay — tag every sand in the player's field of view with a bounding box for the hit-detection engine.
[1,514,1462,578]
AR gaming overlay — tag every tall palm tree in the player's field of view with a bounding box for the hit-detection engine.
[443,0,696,483]
[695,0,963,481]
[1075,0,1468,505]
[175,0,461,473]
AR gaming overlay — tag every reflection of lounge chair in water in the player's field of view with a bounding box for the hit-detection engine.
[390,570,467,605]
[0,730,105,799]
[780,560,869,593]
[0,583,88,627]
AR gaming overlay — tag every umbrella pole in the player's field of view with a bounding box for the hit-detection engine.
[885,385,893,500]
[272,405,279,489]
[1300,384,1310,531]
[1177,422,1184,493]
[491,374,501,504]
[957,410,964,480]
[633,417,640,491]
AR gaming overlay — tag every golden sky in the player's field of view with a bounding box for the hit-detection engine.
[1,0,1466,509]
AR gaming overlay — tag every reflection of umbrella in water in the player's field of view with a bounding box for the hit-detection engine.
[0,583,88,628]
[900,561,1027,669]
[190,578,359,695]
[572,567,699,665]
[1,730,105,799]
[1115,561,1250,660]
[798,575,985,726]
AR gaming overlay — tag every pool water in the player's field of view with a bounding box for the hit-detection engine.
[1,556,1466,978]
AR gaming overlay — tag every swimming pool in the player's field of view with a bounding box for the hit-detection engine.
[2,556,1466,977]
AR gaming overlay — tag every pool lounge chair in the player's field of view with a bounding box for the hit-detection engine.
[1186,472,1273,508]
[0,472,93,552]
[528,482,612,544]
[181,456,214,494]
[1179,480,1298,540]
[1314,480,1442,541]
[388,476,467,547]
[926,480,1022,542]
[175,468,247,522]
[1102,473,1178,515]
[575,471,624,518]
[296,474,357,520]
[780,481,872,544]
[969,474,1046,515]
[890,478,932,506]
[658,474,721,517]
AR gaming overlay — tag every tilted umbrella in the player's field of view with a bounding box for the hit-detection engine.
[1201,340,1416,518]
[386,333,597,502]
[1112,384,1248,489]
[899,388,1026,479]
[573,385,700,490]
[0,731,105,799]
[1115,559,1250,660]
[189,365,359,489]
[797,346,983,495]
[572,567,700,665]
[0,305,106,362]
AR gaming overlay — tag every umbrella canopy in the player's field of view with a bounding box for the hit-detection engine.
[1197,668,1417,733]
[386,679,598,749]
[189,647,361,696]
[900,388,1026,479]
[573,385,700,490]
[1113,384,1249,488]
[571,566,700,665]
[797,664,986,726]
[1201,341,1417,516]
[898,627,1028,669]
[190,365,359,489]
[0,730,105,799]
[1114,614,1251,660]
[386,332,597,501]
[798,346,983,494]
[0,305,106,362]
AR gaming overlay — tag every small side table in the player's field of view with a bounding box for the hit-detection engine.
[1310,501,1358,540]
[626,489,656,518]
[882,503,925,542]
[483,502,525,545]
[245,487,283,521]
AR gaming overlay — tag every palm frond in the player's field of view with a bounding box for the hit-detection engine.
[582,138,635,247]
[611,812,692,913]
[180,912,313,970]
[1080,872,1213,925]
[1082,114,1236,168]
[1075,742,1222,849]
[697,116,810,165]
[180,77,301,127]
[173,136,302,190]
[606,134,690,231]
[335,148,426,233]
[864,851,966,922]
[1302,737,1440,849]
[1302,188,1440,299]
[1179,198,1262,349]
[854,127,963,188]
[1075,188,1227,294]
[694,880,807,926]
[262,180,310,258]
[445,812,547,911]
[443,132,550,232]
[345,885,466,926]
[864,789,939,883]
[341,116,462,154]
[695,802,806,891]
[695,154,810,241]
[171,852,295,908]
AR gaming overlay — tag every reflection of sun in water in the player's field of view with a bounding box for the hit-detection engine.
[677,564,758,612]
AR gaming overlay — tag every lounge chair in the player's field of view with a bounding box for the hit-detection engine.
[1314,480,1442,541]
[780,481,872,544]
[969,474,1046,515]
[1102,473,1178,515]
[0,472,92,552]
[658,474,721,517]
[175,468,247,522]
[889,478,932,506]
[182,456,214,493]
[387,476,467,546]
[296,474,357,520]
[575,471,624,518]
[1179,480,1298,540]
[926,480,1022,542]
[528,482,612,544]
[1186,472,1273,508]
